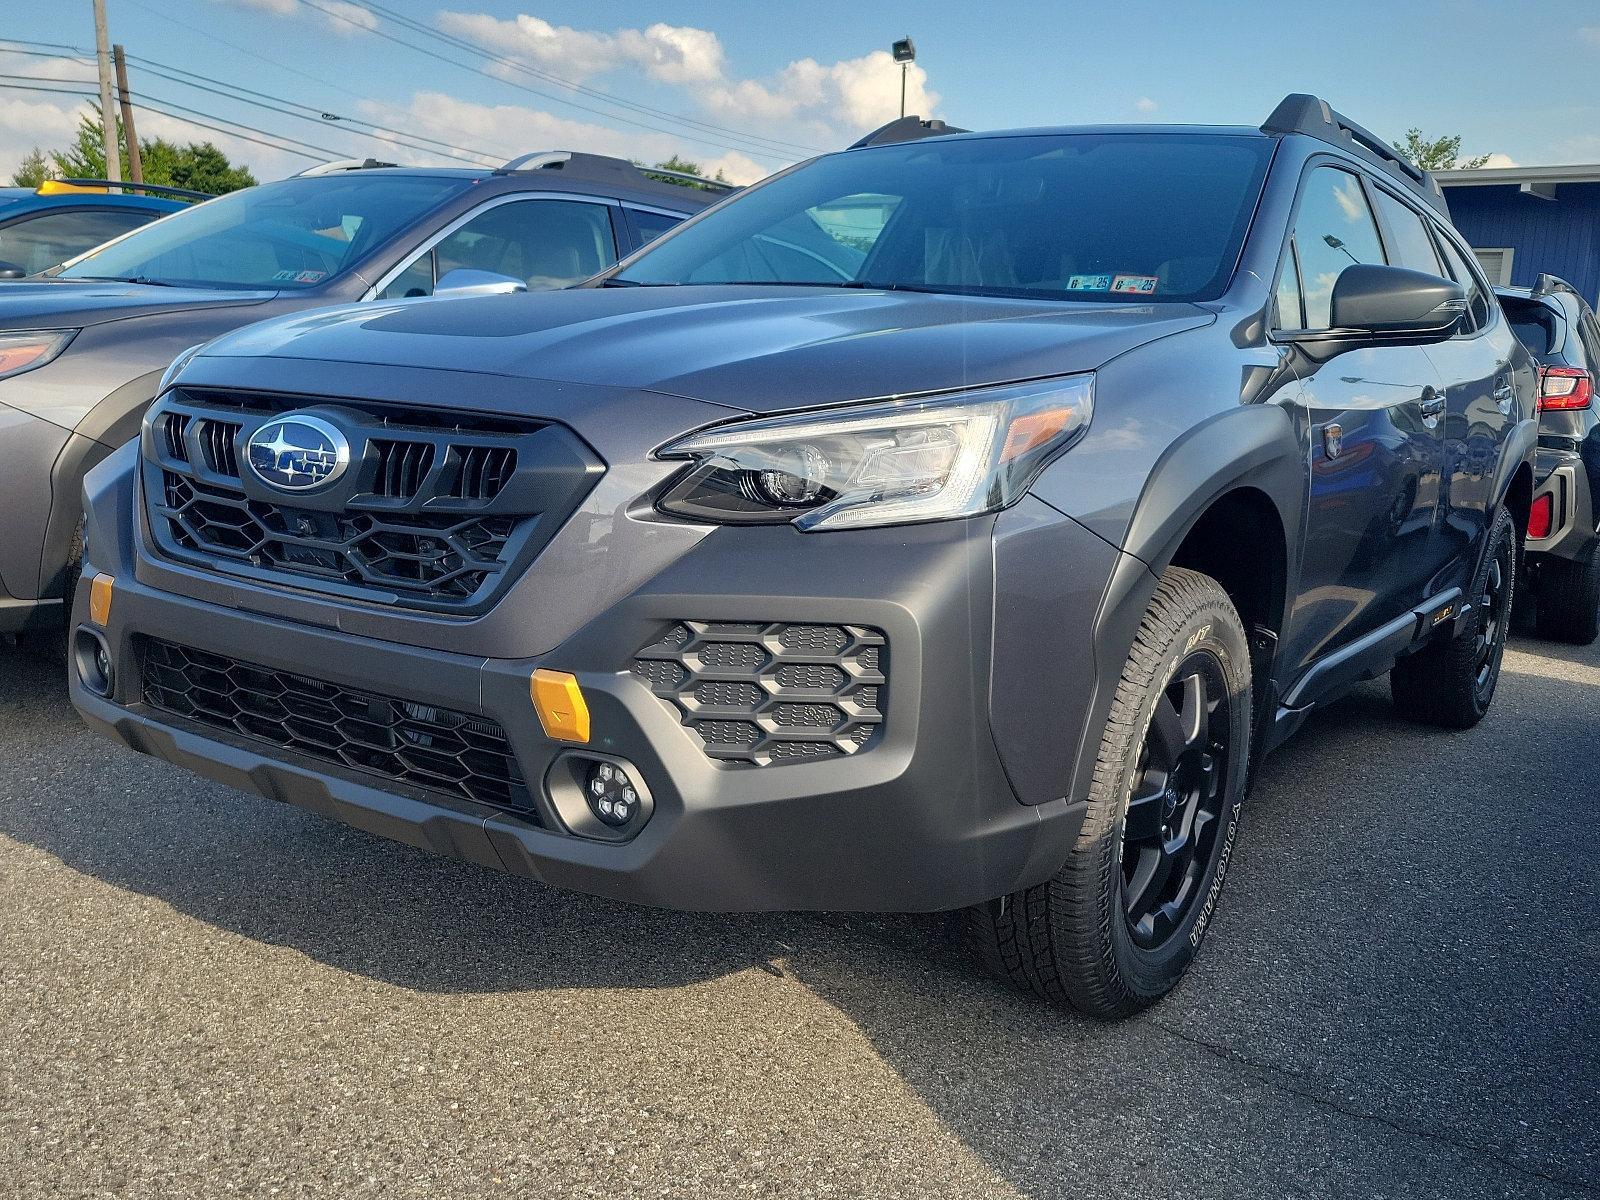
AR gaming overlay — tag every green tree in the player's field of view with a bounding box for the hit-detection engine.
[10,148,53,188]
[638,154,731,190]
[1396,128,1492,172]
[47,112,256,194]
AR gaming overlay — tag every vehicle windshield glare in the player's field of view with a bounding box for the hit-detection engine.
[54,174,470,290]
[614,133,1274,302]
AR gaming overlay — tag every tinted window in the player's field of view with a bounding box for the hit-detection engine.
[57,175,469,289]
[1432,231,1491,331]
[381,199,616,299]
[1274,246,1303,328]
[615,133,1274,302]
[1498,296,1559,360]
[627,207,684,245]
[0,207,157,274]
[1372,189,1442,275]
[1283,166,1386,329]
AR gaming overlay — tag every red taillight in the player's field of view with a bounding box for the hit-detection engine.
[1529,492,1554,539]
[1539,366,1593,410]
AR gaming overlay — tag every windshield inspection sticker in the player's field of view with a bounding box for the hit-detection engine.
[1066,274,1112,292]
[294,269,327,284]
[1111,274,1159,295]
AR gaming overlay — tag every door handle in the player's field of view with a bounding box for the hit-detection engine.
[1493,380,1516,412]
[1420,392,1446,419]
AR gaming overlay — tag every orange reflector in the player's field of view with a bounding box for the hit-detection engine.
[1001,407,1078,462]
[37,179,107,195]
[531,669,590,743]
[88,573,114,626]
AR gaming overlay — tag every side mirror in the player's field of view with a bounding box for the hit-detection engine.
[432,268,527,298]
[1329,264,1466,339]
[0,261,27,280]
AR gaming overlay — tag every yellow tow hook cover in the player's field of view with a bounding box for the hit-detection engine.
[88,573,115,627]
[531,669,590,743]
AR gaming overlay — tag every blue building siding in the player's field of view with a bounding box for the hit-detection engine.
[1443,182,1600,304]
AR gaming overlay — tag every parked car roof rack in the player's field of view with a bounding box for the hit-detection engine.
[42,178,213,201]
[494,151,738,193]
[850,116,968,149]
[1532,273,1581,299]
[1261,93,1449,217]
[295,158,400,176]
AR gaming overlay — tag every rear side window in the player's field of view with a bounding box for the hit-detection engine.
[1279,166,1386,330]
[1372,189,1442,275]
[1431,231,1492,332]
[627,207,684,246]
[1498,296,1559,359]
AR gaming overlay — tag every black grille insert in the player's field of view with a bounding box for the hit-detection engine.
[142,389,603,613]
[139,637,533,814]
[633,621,886,766]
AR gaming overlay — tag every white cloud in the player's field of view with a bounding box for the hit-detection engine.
[206,0,376,35]
[1135,97,1158,113]
[1479,152,1517,169]
[436,14,724,87]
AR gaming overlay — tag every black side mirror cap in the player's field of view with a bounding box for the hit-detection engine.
[1329,263,1466,337]
[0,261,26,280]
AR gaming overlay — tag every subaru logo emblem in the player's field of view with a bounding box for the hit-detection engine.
[246,415,351,491]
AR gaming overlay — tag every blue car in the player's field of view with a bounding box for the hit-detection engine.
[0,179,206,278]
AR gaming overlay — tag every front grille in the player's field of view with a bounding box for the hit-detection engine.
[141,388,602,614]
[139,637,534,815]
[632,621,886,766]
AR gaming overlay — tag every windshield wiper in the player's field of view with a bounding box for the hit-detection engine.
[71,275,180,287]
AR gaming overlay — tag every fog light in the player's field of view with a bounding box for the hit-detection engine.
[586,760,641,826]
[74,629,113,697]
[544,752,654,840]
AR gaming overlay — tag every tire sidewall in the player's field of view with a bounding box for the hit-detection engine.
[1104,602,1252,998]
[1470,511,1517,717]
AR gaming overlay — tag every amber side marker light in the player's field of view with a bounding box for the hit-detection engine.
[88,573,115,626]
[531,669,591,743]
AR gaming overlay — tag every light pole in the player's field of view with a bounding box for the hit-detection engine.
[892,37,916,119]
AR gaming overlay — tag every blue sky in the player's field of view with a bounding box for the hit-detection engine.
[4,1,1595,184]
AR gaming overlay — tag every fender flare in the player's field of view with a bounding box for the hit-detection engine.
[1068,403,1306,804]
[37,370,162,599]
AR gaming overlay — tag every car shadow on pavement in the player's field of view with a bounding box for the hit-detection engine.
[2,637,1596,1197]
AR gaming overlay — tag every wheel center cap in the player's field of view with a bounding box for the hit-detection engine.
[1163,786,1180,817]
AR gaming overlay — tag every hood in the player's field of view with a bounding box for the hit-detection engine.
[199,285,1215,412]
[0,279,277,330]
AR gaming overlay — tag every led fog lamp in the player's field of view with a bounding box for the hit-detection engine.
[587,760,641,827]
[545,753,655,842]
[657,374,1093,531]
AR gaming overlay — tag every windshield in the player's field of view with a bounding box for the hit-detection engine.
[55,174,470,289]
[614,133,1273,302]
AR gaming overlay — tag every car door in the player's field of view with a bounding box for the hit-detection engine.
[1426,226,1521,581]
[1274,163,1449,680]
[374,195,622,299]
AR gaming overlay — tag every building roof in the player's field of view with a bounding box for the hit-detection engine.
[1437,164,1600,199]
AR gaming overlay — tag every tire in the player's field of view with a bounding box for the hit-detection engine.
[1391,506,1516,729]
[21,518,82,663]
[1533,552,1600,645]
[968,567,1252,1018]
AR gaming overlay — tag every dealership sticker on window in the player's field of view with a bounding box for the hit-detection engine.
[1111,274,1159,295]
[1066,274,1111,292]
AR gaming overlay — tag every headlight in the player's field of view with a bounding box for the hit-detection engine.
[0,329,77,380]
[657,374,1093,531]
[156,342,206,395]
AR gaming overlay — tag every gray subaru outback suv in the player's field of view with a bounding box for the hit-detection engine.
[70,97,1536,1016]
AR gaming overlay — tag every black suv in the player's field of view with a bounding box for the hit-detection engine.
[0,153,726,641]
[71,97,1536,1016]
[1496,276,1600,642]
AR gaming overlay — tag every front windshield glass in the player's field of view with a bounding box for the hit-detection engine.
[56,174,470,289]
[615,133,1273,302]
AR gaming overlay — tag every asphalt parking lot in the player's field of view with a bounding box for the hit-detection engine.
[0,633,1595,1200]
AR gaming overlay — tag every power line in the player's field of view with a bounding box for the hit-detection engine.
[355,0,820,159]
[295,0,803,165]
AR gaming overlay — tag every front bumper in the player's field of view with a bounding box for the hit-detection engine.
[72,489,1100,913]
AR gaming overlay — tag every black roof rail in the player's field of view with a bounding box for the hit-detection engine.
[850,116,968,150]
[1261,94,1450,217]
[494,151,738,193]
[51,177,213,201]
[1532,272,1580,299]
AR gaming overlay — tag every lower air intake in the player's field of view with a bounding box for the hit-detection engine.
[632,621,886,766]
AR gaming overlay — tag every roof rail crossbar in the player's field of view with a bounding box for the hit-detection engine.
[51,178,213,201]
[494,150,736,193]
[1262,94,1449,216]
[296,158,399,177]
[850,116,968,150]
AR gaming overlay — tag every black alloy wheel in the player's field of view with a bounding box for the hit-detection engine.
[1121,652,1231,950]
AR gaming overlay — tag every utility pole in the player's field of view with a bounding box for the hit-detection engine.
[112,45,143,187]
[92,0,122,187]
